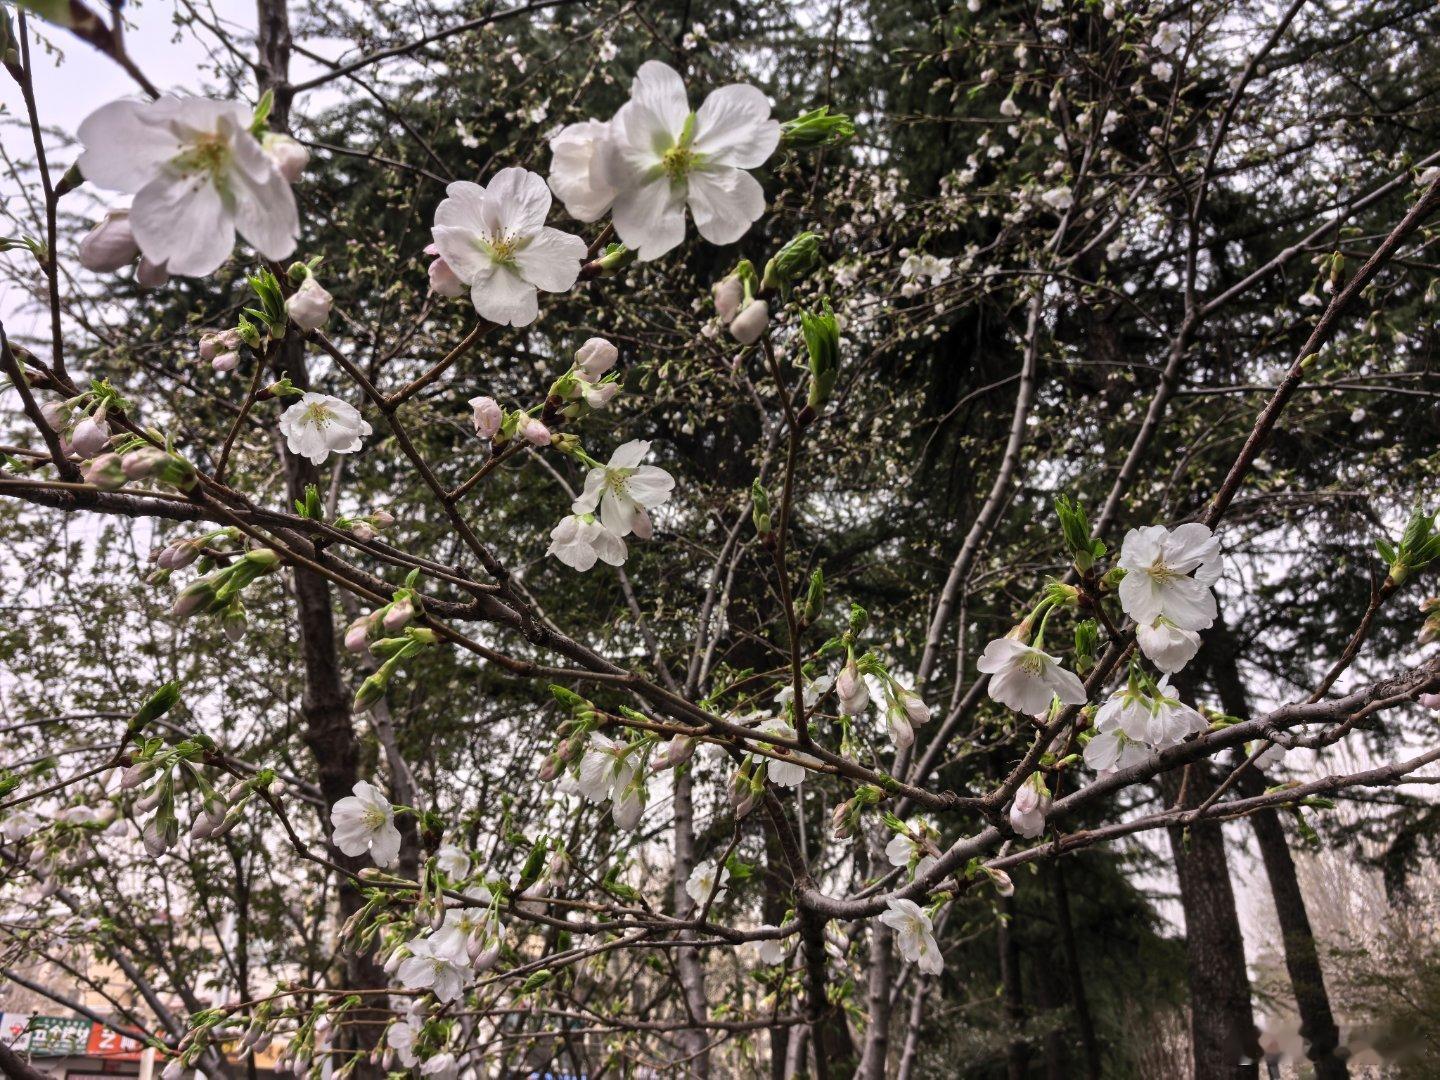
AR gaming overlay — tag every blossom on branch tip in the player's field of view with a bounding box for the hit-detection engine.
[76,96,300,277]
[329,780,401,867]
[285,276,332,332]
[469,395,503,439]
[597,60,781,260]
[1117,522,1222,631]
[572,440,675,538]
[1008,775,1051,838]
[278,392,371,465]
[430,168,586,327]
[547,119,618,222]
[878,898,944,975]
[977,636,1088,717]
[1135,617,1201,674]
[756,716,814,787]
[396,936,471,1003]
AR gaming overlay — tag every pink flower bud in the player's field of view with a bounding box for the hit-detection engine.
[77,210,140,273]
[712,274,743,324]
[372,510,395,527]
[40,400,69,430]
[70,414,111,457]
[574,336,618,379]
[518,415,551,446]
[661,734,696,768]
[344,618,372,653]
[262,133,310,184]
[468,395,503,439]
[285,277,333,332]
[1420,693,1440,711]
[136,257,170,288]
[728,299,770,345]
[122,447,168,480]
[426,243,467,298]
[212,351,240,374]
[82,452,126,491]
[383,598,414,632]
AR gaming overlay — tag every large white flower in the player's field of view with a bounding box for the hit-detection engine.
[1083,728,1150,774]
[878,898,944,975]
[598,61,780,260]
[76,96,299,277]
[977,637,1089,717]
[572,440,676,538]
[685,860,730,908]
[548,120,618,221]
[329,780,401,867]
[547,514,628,572]
[1118,523,1222,631]
[396,936,471,1003]
[430,168,586,327]
[278,392,371,465]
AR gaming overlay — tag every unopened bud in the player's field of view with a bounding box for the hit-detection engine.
[729,300,769,346]
[82,452,126,491]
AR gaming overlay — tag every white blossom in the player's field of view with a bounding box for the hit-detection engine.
[1136,618,1202,674]
[572,440,675,538]
[1008,777,1051,838]
[878,898,944,975]
[547,120,618,222]
[977,637,1088,717]
[430,168,586,326]
[396,936,471,1003]
[685,860,730,908]
[547,514,628,571]
[278,392,371,465]
[436,844,470,881]
[285,276,332,332]
[76,96,299,277]
[329,780,401,867]
[1118,522,1222,631]
[599,60,781,260]
[78,209,140,272]
[756,716,813,787]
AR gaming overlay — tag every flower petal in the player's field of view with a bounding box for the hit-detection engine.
[486,166,553,236]
[629,60,690,138]
[611,175,687,261]
[515,227,585,293]
[76,98,183,191]
[694,84,781,169]
[129,171,235,277]
[687,166,766,246]
[470,265,539,326]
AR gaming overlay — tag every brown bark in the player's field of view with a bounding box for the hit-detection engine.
[1052,859,1103,1079]
[1163,763,1262,1078]
[1205,622,1348,1079]
[998,894,1029,1080]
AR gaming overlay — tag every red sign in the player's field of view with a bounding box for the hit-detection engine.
[85,1024,145,1061]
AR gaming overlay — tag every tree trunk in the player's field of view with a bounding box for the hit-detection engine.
[998,894,1029,1080]
[1052,859,1102,1079]
[1163,763,1262,1079]
[1205,619,1348,1079]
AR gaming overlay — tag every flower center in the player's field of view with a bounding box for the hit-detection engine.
[303,402,335,428]
[172,134,232,180]
[481,230,525,268]
[1017,652,1046,676]
[661,144,697,183]
[1147,558,1179,582]
[361,805,386,830]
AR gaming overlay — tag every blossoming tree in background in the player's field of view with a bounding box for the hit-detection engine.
[3,1,1440,1078]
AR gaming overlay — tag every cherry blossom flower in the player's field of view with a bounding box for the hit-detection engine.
[884,830,937,879]
[1008,776,1051,838]
[756,716,813,787]
[755,928,788,966]
[574,336,618,379]
[278,392,371,465]
[547,120,618,222]
[76,96,299,277]
[977,637,1088,717]
[1082,727,1150,774]
[78,209,140,272]
[430,168,586,326]
[599,61,781,260]
[329,780,401,867]
[572,440,676,538]
[71,413,111,457]
[518,415,552,446]
[1146,679,1208,748]
[468,395,503,439]
[396,936,471,1003]
[1118,522,1222,631]
[1136,617,1202,674]
[260,133,309,183]
[436,845,470,881]
[575,732,645,829]
[425,243,467,298]
[836,657,870,716]
[547,514,628,572]
[878,898,944,975]
[285,276,332,332]
[685,860,729,908]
